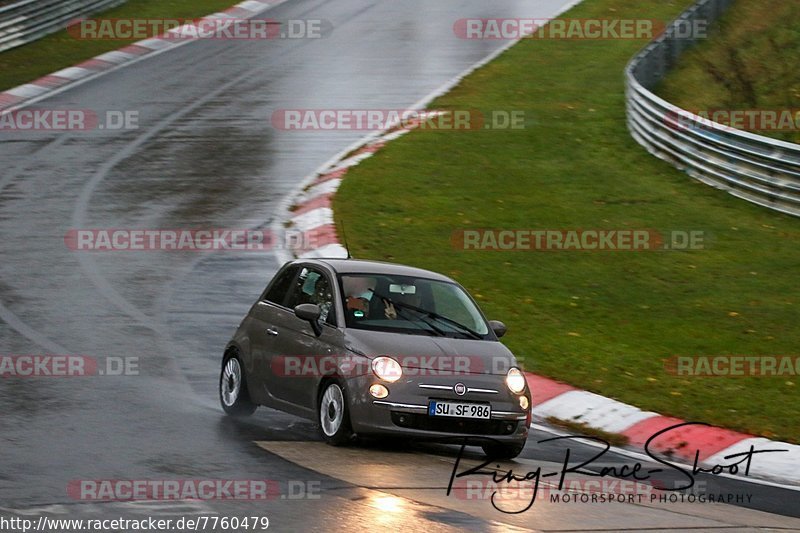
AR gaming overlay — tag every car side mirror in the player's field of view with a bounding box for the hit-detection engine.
[295,303,323,336]
[488,320,507,338]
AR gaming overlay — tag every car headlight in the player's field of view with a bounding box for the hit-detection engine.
[506,367,526,394]
[372,356,402,383]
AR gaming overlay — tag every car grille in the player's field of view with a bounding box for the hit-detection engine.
[390,411,518,435]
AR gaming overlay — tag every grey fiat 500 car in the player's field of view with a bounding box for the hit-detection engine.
[220,258,531,458]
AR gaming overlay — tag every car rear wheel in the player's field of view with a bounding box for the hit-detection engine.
[318,381,354,445]
[220,354,257,416]
[482,441,525,460]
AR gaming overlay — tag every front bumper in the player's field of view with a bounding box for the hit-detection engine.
[346,372,530,444]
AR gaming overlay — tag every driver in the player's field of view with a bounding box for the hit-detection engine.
[342,276,399,320]
[343,276,374,315]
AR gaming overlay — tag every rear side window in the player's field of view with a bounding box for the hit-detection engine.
[285,267,336,325]
[262,265,299,305]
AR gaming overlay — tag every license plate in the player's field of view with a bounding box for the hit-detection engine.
[428,400,491,419]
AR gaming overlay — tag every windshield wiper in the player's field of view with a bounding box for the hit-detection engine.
[369,289,483,340]
[423,311,484,340]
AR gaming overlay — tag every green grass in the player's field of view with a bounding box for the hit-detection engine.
[334,0,800,443]
[0,0,244,91]
[658,0,800,143]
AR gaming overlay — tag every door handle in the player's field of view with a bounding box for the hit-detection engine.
[266,328,278,336]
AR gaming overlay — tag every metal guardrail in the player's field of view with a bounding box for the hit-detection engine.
[625,0,800,217]
[0,0,127,53]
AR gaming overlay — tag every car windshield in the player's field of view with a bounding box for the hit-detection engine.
[339,273,490,338]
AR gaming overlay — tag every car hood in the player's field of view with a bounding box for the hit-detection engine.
[343,328,518,375]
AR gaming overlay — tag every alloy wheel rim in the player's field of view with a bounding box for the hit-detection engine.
[320,384,344,436]
[221,358,242,407]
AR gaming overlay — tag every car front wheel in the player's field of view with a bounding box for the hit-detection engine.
[318,381,354,445]
[220,354,257,417]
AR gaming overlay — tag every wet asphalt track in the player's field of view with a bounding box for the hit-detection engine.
[1,0,799,530]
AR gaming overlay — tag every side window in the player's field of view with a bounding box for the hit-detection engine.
[262,265,300,306]
[285,267,336,326]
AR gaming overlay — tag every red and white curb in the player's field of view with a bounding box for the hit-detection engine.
[281,122,799,489]
[0,0,284,113]
[283,112,447,259]
[527,373,799,486]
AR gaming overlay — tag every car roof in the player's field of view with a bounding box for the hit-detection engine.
[297,258,455,283]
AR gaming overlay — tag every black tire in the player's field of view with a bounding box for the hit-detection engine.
[317,380,354,446]
[219,353,257,417]
[482,441,525,460]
